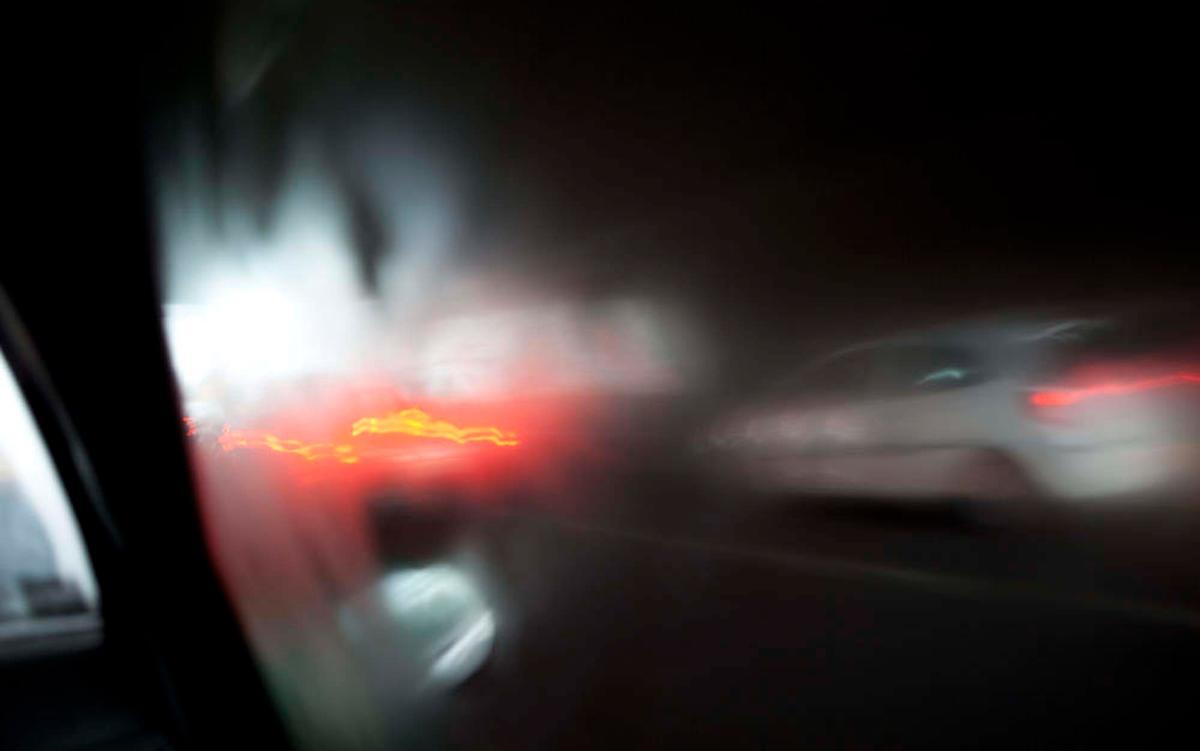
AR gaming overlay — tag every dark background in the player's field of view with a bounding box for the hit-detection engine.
[138,3,1199,376]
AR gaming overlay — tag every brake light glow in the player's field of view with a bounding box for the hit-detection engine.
[204,407,519,463]
[218,427,359,463]
[1030,371,1200,408]
[351,408,519,446]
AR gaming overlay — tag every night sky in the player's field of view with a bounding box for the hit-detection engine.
[142,3,1197,373]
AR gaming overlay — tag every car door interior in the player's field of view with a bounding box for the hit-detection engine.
[1,264,291,750]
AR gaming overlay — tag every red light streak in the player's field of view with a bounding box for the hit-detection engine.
[218,427,359,464]
[213,408,518,463]
[351,408,519,446]
[1030,371,1200,407]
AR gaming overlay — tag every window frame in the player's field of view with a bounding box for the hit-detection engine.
[0,293,110,661]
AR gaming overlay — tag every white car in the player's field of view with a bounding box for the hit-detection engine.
[707,309,1200,505]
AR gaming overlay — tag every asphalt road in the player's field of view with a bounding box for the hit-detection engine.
[435,471,1200,749]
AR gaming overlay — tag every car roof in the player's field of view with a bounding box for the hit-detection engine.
[817,300,1195,363]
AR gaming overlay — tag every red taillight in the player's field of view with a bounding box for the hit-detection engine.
[1032,369,1200,405]
[1029,371,1200,410]
[1029,390,1073,408]
[1026,389,1075,423]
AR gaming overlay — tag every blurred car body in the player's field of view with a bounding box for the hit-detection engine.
[707,308,1200,504]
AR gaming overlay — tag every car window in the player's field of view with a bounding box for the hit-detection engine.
[875,344,988,395]
[135,5,1199,748]
[0,348,100,654]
